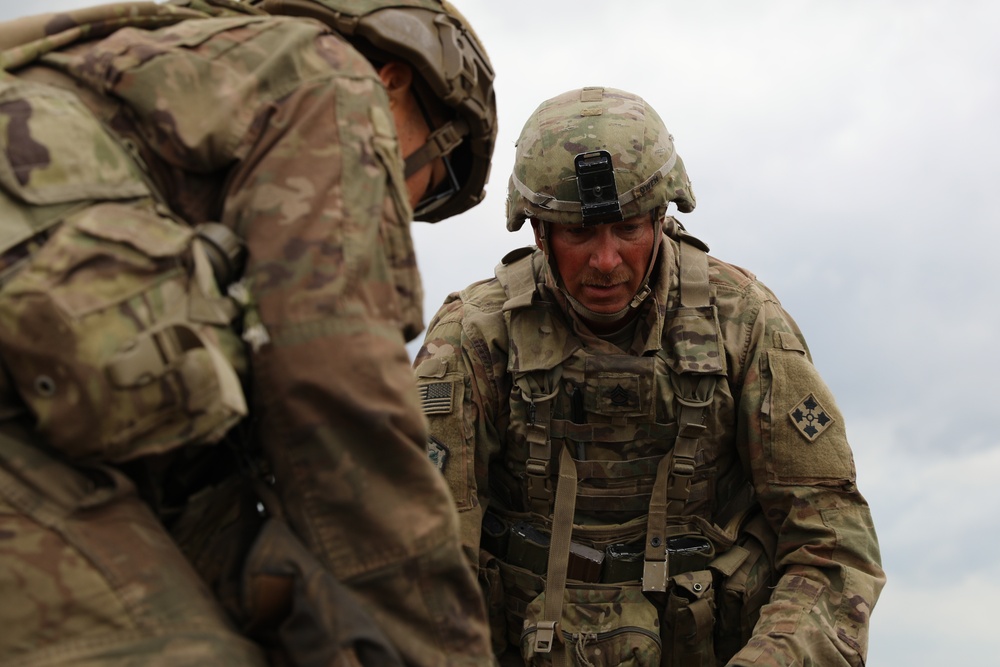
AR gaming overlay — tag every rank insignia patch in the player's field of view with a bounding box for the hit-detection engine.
[789,393,835,442]
[419,382,453,415]
[428,436,449,472]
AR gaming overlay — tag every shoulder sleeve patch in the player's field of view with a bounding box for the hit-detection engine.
[419,381,453,415]
[427,435,449,472]
[788,393,835,442]
[765,350,856,483]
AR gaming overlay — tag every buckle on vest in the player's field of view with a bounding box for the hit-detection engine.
[526,459,549,478]
[642,558,669,593]
[526,426,552,497]
[532,621,559,653]
[672,457,696,477]
[677,422,707,439]
[526,469,553,504]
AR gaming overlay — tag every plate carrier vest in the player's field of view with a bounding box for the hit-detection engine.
[487,234,774,665]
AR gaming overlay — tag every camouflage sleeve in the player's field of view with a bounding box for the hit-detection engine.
[225,42,492,667]
[413,283,509,563]
[728,292,886,667]
[93,17,491,666]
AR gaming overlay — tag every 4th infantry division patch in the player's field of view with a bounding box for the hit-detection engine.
[788,393,834,442]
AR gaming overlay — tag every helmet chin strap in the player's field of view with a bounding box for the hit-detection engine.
[540,212,663,329]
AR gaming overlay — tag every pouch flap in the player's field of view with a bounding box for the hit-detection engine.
[663,305,727,375]
[74,202,192,258]
[0,80,148,207]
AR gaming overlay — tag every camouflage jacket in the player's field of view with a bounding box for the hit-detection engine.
[0,4,490,665]
[414,231,885,666]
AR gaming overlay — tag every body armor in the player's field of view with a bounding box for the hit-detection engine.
[481,239,773,666]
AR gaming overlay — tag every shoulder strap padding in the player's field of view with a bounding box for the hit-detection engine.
[0,2,213,71]
[495,246,540,312]
[495,249,577,374]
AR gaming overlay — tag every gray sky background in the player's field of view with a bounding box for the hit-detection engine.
[5,1,1000,664]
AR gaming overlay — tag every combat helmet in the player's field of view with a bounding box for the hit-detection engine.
[506,86,694,231]
[506,87,696,327]
[256,0,497,222]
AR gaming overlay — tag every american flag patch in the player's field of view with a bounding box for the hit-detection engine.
[419,382,453,415]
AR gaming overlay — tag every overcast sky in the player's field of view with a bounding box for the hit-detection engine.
[5,1,1000,664]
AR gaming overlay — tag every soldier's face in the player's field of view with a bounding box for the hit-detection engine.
[393,93,447,209]
[535,215,656,317]
[380,62,447,209]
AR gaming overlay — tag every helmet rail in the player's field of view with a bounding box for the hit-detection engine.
[506,86,694,232]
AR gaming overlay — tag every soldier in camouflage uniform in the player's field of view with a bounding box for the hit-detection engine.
[414,87,884,666]
[0,1,496,665]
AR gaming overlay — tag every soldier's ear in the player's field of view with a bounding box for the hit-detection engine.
[530,218,546,249]
[378,61,414,106]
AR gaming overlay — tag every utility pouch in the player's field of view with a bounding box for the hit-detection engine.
[0,200,248,462]
[712,510,777,662]
[482,508,511,559]
[661,569,716,667]
[521,584,662,667]
[498,559,546,648]
[479,548,508,657]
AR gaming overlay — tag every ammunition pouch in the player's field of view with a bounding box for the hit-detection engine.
[484,501,773,665]
[711,509,778,662]
[662,570,716,666]
[480,522,716,666]
[479,549,508,656]
[485,504,723,666]
[499,513,713,585]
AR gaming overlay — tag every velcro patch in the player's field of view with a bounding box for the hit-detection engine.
[419,381,453,415]
[788,393,835,442]
[427,436,449,472]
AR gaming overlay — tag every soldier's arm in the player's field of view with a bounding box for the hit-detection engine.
[414,286,508,565]
[729,295,885,667]
[208,28,491,667]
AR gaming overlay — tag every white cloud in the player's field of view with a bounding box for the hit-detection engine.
[852,419,1000,568]
[869,570,1000,665]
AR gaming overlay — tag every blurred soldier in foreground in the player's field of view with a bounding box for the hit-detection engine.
[414,87,883,666]
[0,1,496,664]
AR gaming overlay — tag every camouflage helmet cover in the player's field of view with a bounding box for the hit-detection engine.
[258,0,497,222]
[506,86,695,231]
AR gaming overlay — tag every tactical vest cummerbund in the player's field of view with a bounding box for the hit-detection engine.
[482,247,775,666]
[491,254,745,529]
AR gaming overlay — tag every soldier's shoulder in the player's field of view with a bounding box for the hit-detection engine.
[706,254,791,335]
[709,254,785,303]
[707,254,756,291]
[459,275,508,317]
[425,276,504,328]
[427,247,542,341]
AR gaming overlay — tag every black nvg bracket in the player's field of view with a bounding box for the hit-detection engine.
[575,150,624,226]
